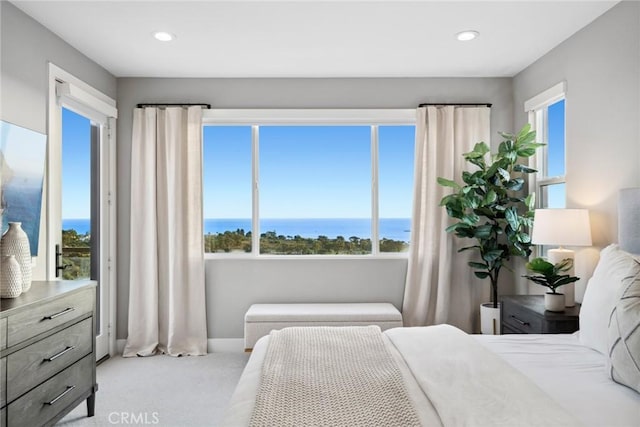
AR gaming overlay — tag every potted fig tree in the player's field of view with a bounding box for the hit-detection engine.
[438,124,543,334]
[523,257,580,312]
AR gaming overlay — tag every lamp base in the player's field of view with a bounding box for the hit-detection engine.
[547,248,575,307]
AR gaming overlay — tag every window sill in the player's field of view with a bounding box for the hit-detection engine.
[204,253,409,261]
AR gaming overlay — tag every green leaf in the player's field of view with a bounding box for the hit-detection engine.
[482,249,504,262]
[482,190,497,206]
[505,207,520,230]
[445,223,462,233]
[505,178,524,191]
[474,271,490,279]
[462,213,480,225]
[474,224,493,239]
[499,131,515,141]
[497,168,511,182]
[554,258,574,274]
[472,142,490,156]
[525,193,535,211]
[516,147,536,157]
[554,275,580,286]
[518,232,531,244]
[513,164,537,174]
[468,262,488,270]
[525,257,555,275]
[516,131,537,146]
[516,123,531,140]
[437,177,460,189]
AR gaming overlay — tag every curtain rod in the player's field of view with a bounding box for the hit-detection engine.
[137,103,211,109]
[418,103,492,108]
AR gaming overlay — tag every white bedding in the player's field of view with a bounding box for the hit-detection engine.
[221,329,640,427]
[474,333,640,427]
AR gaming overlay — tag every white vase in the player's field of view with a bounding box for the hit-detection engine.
[1,222,32,292]
[1,254,23,298]
[545,293,565,312]
[480,302,501,335]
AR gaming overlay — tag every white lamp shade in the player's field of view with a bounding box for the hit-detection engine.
[532,209,592,247]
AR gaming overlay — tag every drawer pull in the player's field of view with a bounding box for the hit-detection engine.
[510,315,530,327]
[45,385,75,405]
[44,346,76,362]
[43,307,75,320]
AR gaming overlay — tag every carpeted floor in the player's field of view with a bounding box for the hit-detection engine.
[58,352,250,427]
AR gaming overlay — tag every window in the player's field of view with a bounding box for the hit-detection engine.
[202,110,415,256]
[203,126,253,253]
[525,83,566,209]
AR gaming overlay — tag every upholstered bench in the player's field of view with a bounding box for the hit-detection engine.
[244,303,403,350]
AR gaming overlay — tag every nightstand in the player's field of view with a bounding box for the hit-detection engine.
[501,295,580,334]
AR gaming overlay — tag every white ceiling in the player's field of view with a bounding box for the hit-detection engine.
[12,1,618,78]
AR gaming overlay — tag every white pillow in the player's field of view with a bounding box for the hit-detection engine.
[607,268,640,393]
[579,244,640,354]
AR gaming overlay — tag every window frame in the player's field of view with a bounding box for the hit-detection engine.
[525,83,567,258]
[48,62,118,359]
[525,82,567,209]
[201,109,415,258]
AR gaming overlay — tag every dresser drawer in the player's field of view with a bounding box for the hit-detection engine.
[7,354,93,427]
[7,288,93,347]
[7,317,92,403]
[1,357,6,408]
[1,317,7,350]
[503,302,542,333]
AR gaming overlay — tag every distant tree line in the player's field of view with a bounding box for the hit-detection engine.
[204,229,409,254]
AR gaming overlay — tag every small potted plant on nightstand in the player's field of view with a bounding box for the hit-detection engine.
[523,257,580,312]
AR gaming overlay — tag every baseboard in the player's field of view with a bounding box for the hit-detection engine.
[116,339,126,355]
[208,338,244,353]
[114,338,244,355]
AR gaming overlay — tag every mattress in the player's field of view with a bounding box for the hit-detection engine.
[473,333,640,427]
[221,330,640,426]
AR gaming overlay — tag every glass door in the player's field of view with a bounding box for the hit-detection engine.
[58,106,109,360]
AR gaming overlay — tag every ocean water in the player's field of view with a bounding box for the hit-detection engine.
[62,219,93,235]
[63,218,412,242]
[3,179,44,256]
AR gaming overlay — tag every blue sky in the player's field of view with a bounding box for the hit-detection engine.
[62,108,91,219]
[203,125,415,219]
[62,105,564,219]
[547,99,565,178]
[545,99,566,208]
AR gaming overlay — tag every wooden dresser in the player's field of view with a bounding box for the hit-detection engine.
[0,281,97,427]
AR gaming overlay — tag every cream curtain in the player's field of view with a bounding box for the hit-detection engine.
[403,106,491,332]
[123,106,207,357]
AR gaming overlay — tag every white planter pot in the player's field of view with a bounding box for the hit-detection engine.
[480,303,501,335]
[545,293,565,312]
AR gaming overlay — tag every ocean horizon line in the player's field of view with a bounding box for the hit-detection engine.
[63,217,412,241]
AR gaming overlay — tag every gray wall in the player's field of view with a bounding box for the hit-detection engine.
[0,2,116,133]
[513,1,640,295]
[0,2,116,280]
[8,0,637,342]
[116,77,514,338]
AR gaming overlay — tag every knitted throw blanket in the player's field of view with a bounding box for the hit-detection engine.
[249,326,421,427]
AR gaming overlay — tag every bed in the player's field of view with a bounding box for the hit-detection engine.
[221,190,640,426]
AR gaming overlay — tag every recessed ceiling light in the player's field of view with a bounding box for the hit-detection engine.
[456,30,479,42]
[153,31,176,42]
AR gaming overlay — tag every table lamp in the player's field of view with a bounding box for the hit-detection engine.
[531,209,592,307]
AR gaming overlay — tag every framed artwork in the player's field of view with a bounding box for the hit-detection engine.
[1,120,47,256]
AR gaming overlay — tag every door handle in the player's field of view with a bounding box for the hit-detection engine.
[55,244,69,277]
